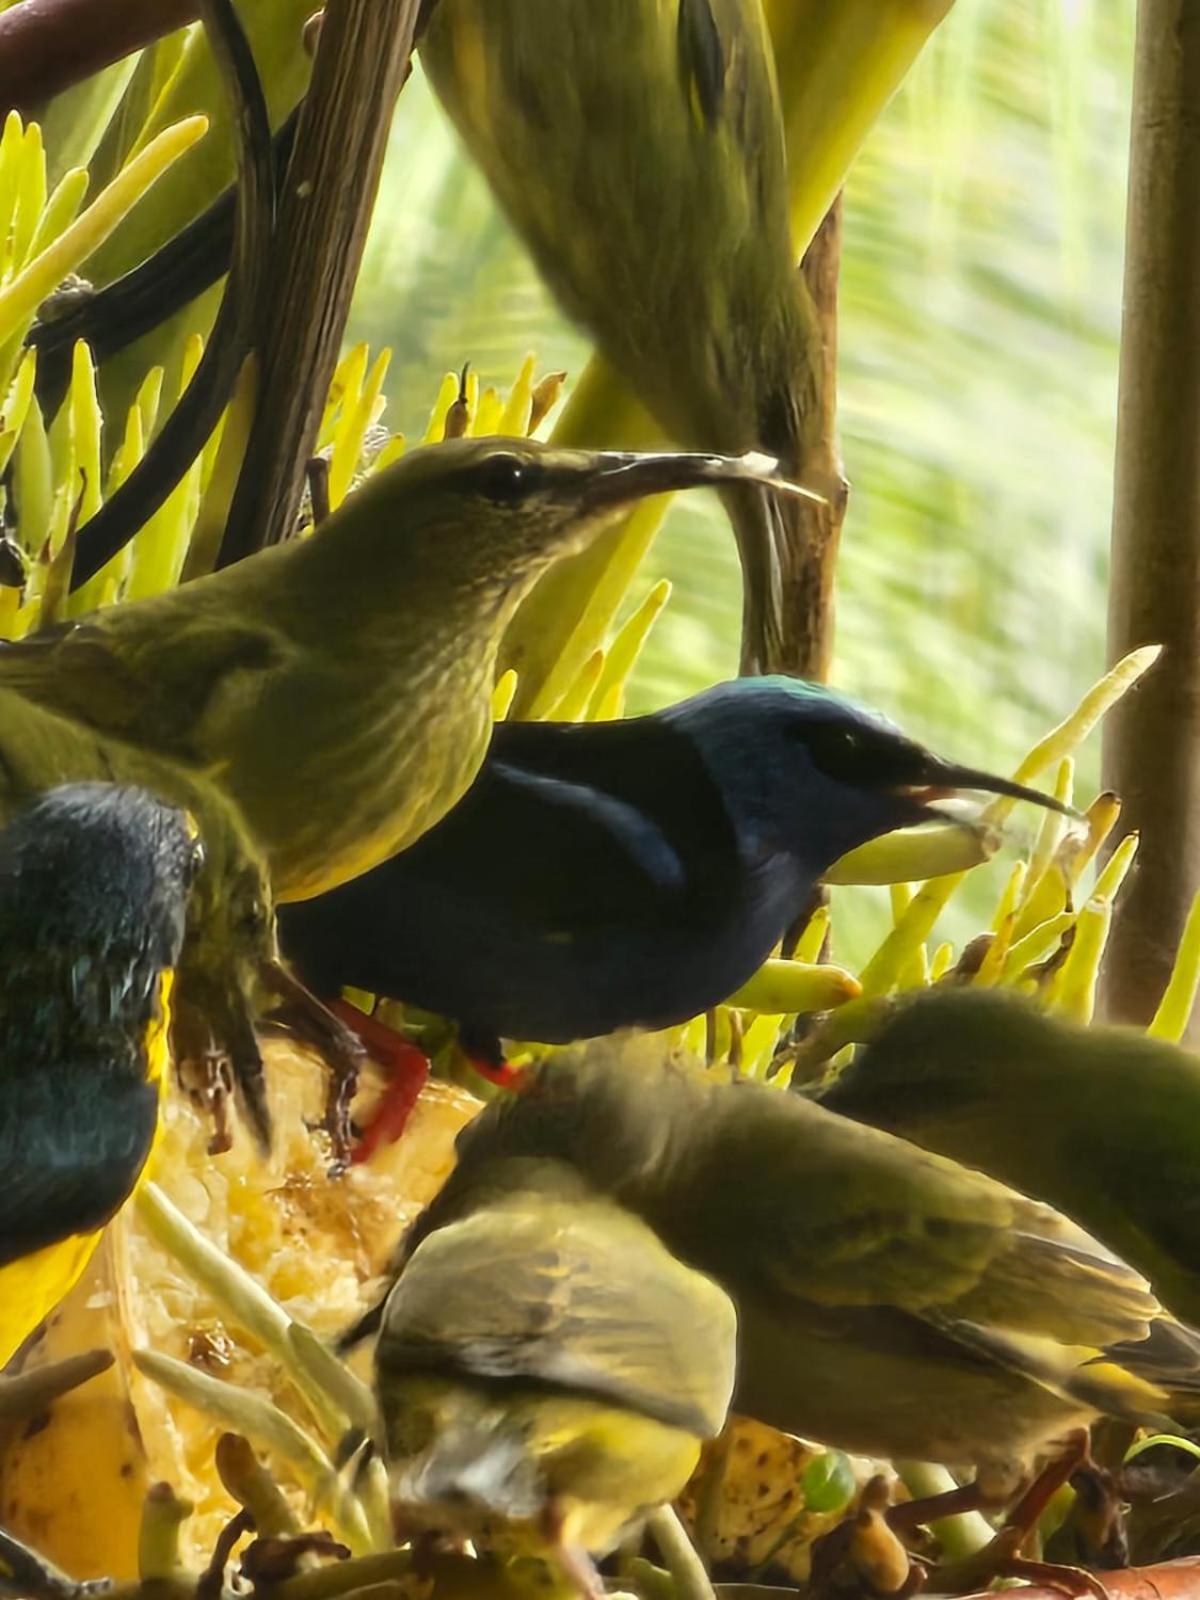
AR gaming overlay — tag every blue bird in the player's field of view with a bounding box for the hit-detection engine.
[278,679,1068,1149]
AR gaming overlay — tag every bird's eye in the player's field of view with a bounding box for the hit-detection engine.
[804,725,884,783]
[473,452,536,504]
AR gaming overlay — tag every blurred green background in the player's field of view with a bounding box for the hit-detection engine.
[348,0,1133,961]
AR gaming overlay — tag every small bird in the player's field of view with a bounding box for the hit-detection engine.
[372,1157,736,1595]
[0,784,198,1368]
[280,677,1072,1054]
[420,0,830,674]
[385,1039,1200,1581]
[818,985,1200,1329]
[0,440,796,902]
[0,686,356,1159]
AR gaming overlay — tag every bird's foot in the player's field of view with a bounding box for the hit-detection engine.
[935,1527,1110,1598]
[325,999,431,1165]
[261,961,366,1170]
[456,1024,527,1092]
[171,1006,235,1154]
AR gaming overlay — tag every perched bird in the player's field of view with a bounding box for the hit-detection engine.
[420,0,828,674]
[0,440,795,901]
[0,784,198,1368]
[373,1158,736,1592]
[818,985,1200,1329]
[390,1041,1200,1549]
[280,677,1072,1055]
[0,686,340,1159]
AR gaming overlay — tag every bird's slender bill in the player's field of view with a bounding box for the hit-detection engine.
[899,757,1083,823]
[575,450,825,510]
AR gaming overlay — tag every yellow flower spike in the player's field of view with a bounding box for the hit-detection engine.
[1001,911,1077,982]
[12,120,47,276]
[372,434,407,474]
[889,883,912,924]
[498,353,536,435]
[1012,863,1069,947]
[183,356,256,582]
[590,680,625,721]
[127,334,206,601]
[588,578,671,719]
[521,494,670,719]
[1012,759,1073,933]
[422,371,461,444]
[1148,888,1200,1042]
[473,385,503,437]
[825,822,993,885]
[134,364,165,442]
[973,862,1027,987]
[0,349,36,478]
[0,112,28,285]
[680,1015,708,1057]
[987,645,1162,824]
[547,647,605,721]
[793,905,831,965]
[529,369,568,432]
[1091,830,1140,905]
[12,388,50,558]
[330,347,391,511]
[0,115,209,350]
[859,652,1160,994]
[491,669,519,721]
[1063,792,1123,889]
[68,341,103,530]
[898,938,930,991]
[1047,899,1110,1024]
[929,942,955,982]
[318,342,368,453]
[708,1007,734,1066]
[724,959,861,1015]
[28,167,89,262]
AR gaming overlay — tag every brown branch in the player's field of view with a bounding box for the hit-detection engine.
[951,1558,1200,1600]
[779,195,849,681]
[0,0,199,115]
[217,0,422,566]
[1100,0,1200,1029]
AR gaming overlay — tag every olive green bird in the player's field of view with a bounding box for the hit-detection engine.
[420,1,825,675]
[391,1041,1200,1520]
[0,783,197,1370]
[0,440,793,901]
[373,1158,736,1595]
[0,686,306,1156]
[819,985,1200,1332]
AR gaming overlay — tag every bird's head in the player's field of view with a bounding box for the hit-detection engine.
[169,777,277,1155]
[324,435,811,594]
[0,782,200,1062]
[663,677,1077,873]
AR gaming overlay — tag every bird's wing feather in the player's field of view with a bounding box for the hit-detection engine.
[0,1074,158,1264]
[380,1178,735,1439]
[0,607,290,763]
[692,1090,1158,1351]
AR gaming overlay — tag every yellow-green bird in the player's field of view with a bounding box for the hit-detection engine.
[0,440,794,902]
[374,1158,736,1592]
[0,783,198,1369]
[0,686,291,1156]
[420,1,826,675]
[399,1041,1200,1525]
[818,985,1200,1331]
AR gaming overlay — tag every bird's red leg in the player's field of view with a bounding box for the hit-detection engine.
[455,1025,529,1092]
[325,999,431,1165]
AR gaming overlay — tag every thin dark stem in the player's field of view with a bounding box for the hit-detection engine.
[217,0,422,566]
[68,0,275,591]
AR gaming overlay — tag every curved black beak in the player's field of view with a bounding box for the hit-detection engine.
[894,755,1083,824]
[577,449,825,511]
